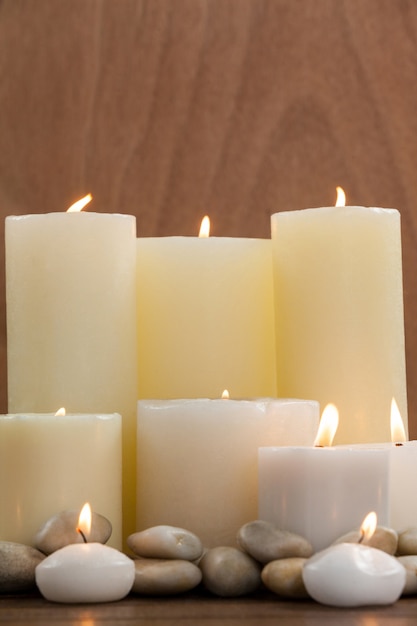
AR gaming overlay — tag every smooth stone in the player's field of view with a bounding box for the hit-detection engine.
[0,541,45,592]
[127,526,203,561]
[237,521,313,564]
[397,528,417,556]
[199,546,261,597]
[261,558,309,599]
[333,527,398,555]
[132,559,202,595]
[35,510,112,554]
[397,555,417,595]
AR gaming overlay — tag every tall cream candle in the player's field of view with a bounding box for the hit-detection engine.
[271,206,407,444]
[136,236,276,399]
[5,211,137,542]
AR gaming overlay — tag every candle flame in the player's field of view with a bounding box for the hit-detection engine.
[335,186,346,207]
[77,502,92,538]
[314,403,339,447]
[359,511,377,543]
[67,193,93,213]
[390,397,407,444]
[222,389,230,399]
[55,407,66,416]
[199,216,210,237]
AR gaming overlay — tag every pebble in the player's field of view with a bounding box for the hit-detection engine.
[34,510,112,554]
[397,528,417,556]
[261,558,309,599]
[132,559,202,595]
[333,527,398,555]
[127,526,203,561]
[237,521,313,564]
[397,555,417,595]
[0,541,45,592]
[199,546,261,597]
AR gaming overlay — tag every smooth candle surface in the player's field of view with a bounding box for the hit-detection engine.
[136,237,276,399]
[258,447,390,552]
[271,206,407,444]
[137,398,319,547]
[0,413,122,549]
[5,212,137,541]
[303,543,406,607]
[35,543,135,603]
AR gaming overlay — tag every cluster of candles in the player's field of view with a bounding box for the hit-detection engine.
[0,189,413,607]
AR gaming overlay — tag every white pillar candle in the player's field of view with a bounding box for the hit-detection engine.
[5,211,137,541]
[137,398,319,547]
[258,446,390,552]
[0,413,122,548]
[271,206,407,444]
[136,235,276,399]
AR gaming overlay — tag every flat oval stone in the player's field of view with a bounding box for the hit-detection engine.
[0,541,45,592]
[397,528,417,556]
[35,510,112,554]
[127,526,203,561]
[333,527,398,555]
[237,521,313,564]
[132,559,202,595]
[199,546,261,597]
[261,558,309,599]
[397,555,417,595]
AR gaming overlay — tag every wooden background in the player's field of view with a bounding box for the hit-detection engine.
[0,0,416,436]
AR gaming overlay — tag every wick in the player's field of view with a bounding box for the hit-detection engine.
[358,531,365,544]
[77,528,88,544]
[395,442,404,447]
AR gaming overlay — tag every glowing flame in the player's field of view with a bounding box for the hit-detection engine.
[199,216,210,237]
[222,389,230,399]
[335,186,346,207]
[55,407,66,416]
[314,403,339,447]
[67,193,93,213]
[390,397,407,444]
[77,502,92,538]
[359,511,377,543]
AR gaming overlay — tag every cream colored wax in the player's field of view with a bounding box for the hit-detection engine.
[5,212,137,542]
[136,398,319,547]
[136,237,276,399]
[271,207,407,444]
[0,413,122,548]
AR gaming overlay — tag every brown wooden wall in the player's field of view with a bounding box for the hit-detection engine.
[1,0,416,436]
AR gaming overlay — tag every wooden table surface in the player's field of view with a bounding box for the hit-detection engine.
[2,591,417,625]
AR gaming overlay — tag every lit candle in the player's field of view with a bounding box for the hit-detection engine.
[137,397,319,547]
[303,512,406,607]
[36,504,134,603]
[258,405,390,552]
[0,410,122,548]
[5,195,137,541]
[136,217,276,399]
[271,187,407,444]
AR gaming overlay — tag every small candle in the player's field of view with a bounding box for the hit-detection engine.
[35,504,134,603]
[302,513,406,607]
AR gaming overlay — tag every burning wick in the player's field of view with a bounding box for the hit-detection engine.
[76,502,91,544]
[358,511,377,544]
[77,527,88,544]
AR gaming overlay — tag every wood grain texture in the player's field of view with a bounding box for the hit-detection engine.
[0,0,416,435]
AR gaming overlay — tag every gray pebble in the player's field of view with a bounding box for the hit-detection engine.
[333,526,398,555]
[397,528,417,556]
[132,559,202,595]
[261,558,309,599]
[199,546,261,597]
[397,555,417,595]
[127,526,203,561]
[237,520,313,564]
[0,541,45,592]
[34,509,112,554]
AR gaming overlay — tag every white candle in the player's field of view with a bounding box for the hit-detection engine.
[271,204,407,444]
[136,231,276,399]
[0,412,122,548]
[137,398,319,547]
[5,208,137,541]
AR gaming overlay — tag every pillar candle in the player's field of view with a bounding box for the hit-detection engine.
[136,236,276,399]
[271,206,407,444]
[137,398,319,547]
[0,413,122,548]
[5,211,137,542]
